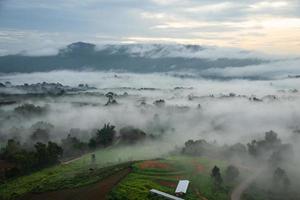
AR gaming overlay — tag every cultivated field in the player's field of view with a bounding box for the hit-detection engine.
[109,156,238,200]
[0,149,249,200]
[0,146,150,200]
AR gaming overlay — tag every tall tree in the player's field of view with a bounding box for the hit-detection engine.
[211,166,223,189]
[225,165,239,183]
[47,141,63,164]
[95,123,116,146]
[273,167,290,191]
[34,142,48,167]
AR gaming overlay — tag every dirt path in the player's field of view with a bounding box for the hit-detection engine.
[61,154,86,165]
[20,168,131,200]
[231,169,264,200]
[194,188,208,200]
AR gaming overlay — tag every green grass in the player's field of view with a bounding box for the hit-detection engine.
[0,145,158,200]
[0,149,247,200]
[108,156,234,200]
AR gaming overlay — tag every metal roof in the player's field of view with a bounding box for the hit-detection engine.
[175,180,189,194]
[150,189,184,200]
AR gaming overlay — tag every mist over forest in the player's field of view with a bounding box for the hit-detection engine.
[1,0,300,198]
[1,44,300,200]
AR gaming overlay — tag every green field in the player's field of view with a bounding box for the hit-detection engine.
[108,156,235,200]
[0,145,163,200]
[0,147,246,200]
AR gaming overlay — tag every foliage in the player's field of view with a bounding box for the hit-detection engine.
[224,165,239,183]
[211,166,223,189]
[89,123,116,148]
[182,139,213,156]
[30,121,54,131]
[273,167,290,191]
[0,140,63,178]
[14,103,47,116]
[61,134,87,158]
[247,130,281,157]
[30,129,50,143]
[109,156,231,200]
[119,126,147,144]
[223,143,247,158]
[0,147,145,199]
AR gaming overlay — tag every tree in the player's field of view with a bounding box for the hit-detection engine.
[0,139,38,176]
[0,139,22,161]
[95,123,116,147]
[225,165,239,183]
[31,121,54,131]
[105,92,118,106]
[226,143,247,157]
[119,126,146,144]
[273,167,290,191]
[12,150,36,173]
[61,134,87,157]
[211,166,223,189]
[247,130,283,158]
[88,123,116,149]
[265,130,280,145]
[47,141,63,164]
[88,138,97,149]
[247,140,258,156]
[34,142,48,167]
[269,144,293,166]
[153,99,165,107]
[182,139,211,156]
[0,139,63,179]
[14,103,46,116]
[30,128,50,143]
[34,141,63,167]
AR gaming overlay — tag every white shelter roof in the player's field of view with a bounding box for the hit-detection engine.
[150,189,184,200]
[175,180,189,194]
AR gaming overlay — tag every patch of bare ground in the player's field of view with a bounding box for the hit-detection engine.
[20,168,131,200]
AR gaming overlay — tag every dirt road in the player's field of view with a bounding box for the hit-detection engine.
[231,169,264,200]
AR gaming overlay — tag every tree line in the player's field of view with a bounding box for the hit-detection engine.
[0,123,151,181]
[182,130,294,198]
[0,139,62,179]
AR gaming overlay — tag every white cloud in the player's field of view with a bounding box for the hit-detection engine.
[203,59,300,79]
[249,1,289,10]
[184,2,236,13]
[0,0,300,54]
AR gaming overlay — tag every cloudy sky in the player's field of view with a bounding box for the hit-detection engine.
[0,0,300,55]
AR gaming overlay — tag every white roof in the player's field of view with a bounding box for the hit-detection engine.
[150,189,184,200]
[175,180,189,194]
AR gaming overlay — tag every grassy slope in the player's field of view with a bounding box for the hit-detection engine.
[1,149,248,200]
[0,146,144,200]
[0,142,169,200]
[108,156,234,200]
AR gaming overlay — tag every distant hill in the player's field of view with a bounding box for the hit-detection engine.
[0,42,266,74]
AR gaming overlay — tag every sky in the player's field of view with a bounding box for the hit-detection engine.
[0,0,300,55]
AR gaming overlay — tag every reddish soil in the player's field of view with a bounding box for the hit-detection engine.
[157,180,177,188]
[196,164,205,172]
[139,160,171,170]
[168,174,185,180]
[192,161,205,173]
[20,168,131,200]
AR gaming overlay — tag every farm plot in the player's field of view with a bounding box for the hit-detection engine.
[108,156,233,200]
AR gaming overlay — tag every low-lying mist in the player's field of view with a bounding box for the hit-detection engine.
[0,73,299,159]
[1,71,300,143]
[1,70,300,198]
